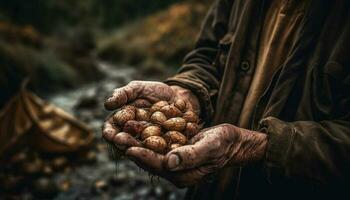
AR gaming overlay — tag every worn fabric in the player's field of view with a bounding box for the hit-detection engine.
[165,0,350,199]
[238,0,308,128]
[0,89,93,158]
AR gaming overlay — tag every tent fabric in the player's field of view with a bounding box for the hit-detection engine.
[0,88,93,157]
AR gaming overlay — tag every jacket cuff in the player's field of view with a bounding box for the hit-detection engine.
[258,117,296,183]
[164,77,214,123]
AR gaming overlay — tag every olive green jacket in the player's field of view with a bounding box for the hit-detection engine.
[166,0,350,199]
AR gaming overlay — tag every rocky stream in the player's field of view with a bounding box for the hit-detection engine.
[0,62,185,200]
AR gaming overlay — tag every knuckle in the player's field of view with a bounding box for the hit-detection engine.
[129,80,142,86]
[206,140,222,159]
[219,123,232,132]
[210,139,222,150]
[112,88,121,95]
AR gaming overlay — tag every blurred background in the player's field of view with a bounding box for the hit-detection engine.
[0,0,211,199]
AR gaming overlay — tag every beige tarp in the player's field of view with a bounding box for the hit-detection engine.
[0,88,93,158]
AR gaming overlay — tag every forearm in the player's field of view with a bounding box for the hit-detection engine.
[226,125,268,166]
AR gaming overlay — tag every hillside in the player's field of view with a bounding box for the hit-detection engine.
[98,1,211,67]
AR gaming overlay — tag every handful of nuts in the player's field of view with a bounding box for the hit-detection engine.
[112,100,200,154]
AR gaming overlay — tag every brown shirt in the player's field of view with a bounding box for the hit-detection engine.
[239,0,308,128]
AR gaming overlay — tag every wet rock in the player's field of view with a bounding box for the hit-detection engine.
[10,152,28,165]
[108,172,128,186]
[43,164,53,176]
[152,186,166,198]
[0,175,25,192]
[51,157,68,171]
[21,158,43,175]
[74,91,98,110]
[59,180,71,192]
[92,180,108,194]
[135,187,152,198]
[84,151,97,163]
[32,177,58,198]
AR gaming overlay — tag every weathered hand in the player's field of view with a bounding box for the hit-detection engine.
[104,81,199,111]
[102,81,200,149]
[115,124,268,188]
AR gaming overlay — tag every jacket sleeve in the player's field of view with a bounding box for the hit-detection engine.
[165,0,232,122]
[259,81,350,184]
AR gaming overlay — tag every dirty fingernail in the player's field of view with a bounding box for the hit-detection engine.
[167,154,180,170]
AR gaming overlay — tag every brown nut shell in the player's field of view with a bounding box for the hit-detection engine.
[135,108,150,121]
[169,143,182,151]
[174,99,186,111]
[141,126,162,140]
[122,105,136,112]
[163,131,187,145]
[113,109,135,126]
[162,117,186,131]
[160,105,182,118]
[123,120,144,137]
[131,99,152,108]
[143,136,167,154]
[139,121,153,128]
[182,111,199,123]
[150,101,169,113]
[184,122,199,138]
[150,111,167,125]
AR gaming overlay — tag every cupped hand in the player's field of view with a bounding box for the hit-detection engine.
[102,80,200,150]
[110,123,268,188]
[104,80,199,112]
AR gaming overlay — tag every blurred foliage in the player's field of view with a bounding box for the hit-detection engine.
[0,0,212,104]
[98,0,211,66]
[0,21,103,105]
[0,0,182,33]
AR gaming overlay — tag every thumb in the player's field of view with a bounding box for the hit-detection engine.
[164,135,214,171]
[104,82,142,110]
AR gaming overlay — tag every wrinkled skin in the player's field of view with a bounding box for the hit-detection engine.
[104,81,200,112]
[102,81,268,188]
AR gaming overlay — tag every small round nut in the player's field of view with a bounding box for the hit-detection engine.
[162,117,186,131]
[143,136,167,154]
[160,105,182,118]
[182,111,199,123]
[150,101,169,113]
[122,105,136,112]
[141,126,162,140]
[123,120,144,138]
[139,121,153,128]
[150,111,167,125]
[174,99,186,111]
[131,99,152,108]
[113,109,135,126]
[184,122,199,138]
[135,108,150,121]
[169,143,182,151]
[163,131,187,145]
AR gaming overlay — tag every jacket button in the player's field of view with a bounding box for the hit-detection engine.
[240,61,250,71]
